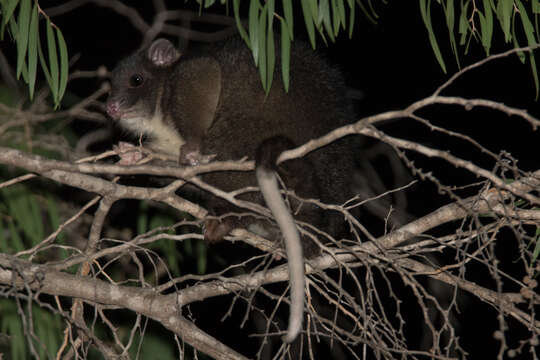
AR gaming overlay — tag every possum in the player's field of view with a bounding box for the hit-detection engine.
[105,37,356,343]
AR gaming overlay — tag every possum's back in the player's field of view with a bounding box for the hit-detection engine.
[202,38,353,162]
[200,38,356,210]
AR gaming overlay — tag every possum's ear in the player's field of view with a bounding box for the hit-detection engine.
[147,39,181,66]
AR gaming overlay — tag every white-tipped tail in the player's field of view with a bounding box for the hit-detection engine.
[256,167,305,343]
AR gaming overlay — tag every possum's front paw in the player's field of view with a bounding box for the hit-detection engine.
[179,142,215,166]
[114,142,145,165]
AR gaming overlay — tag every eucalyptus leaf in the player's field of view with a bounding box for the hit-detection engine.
[331,0,340,37]
[444,0,460,67]
[319,0,334,41]
[337,0,346,32]
[196,239,207,274]
[27,2,38,100]
[1,0,20,38]
[534,0,540,14]
[0,219,6,252]
[266,16,275,92]
[28,194,44,244]
[267,0,275,91]
[280,18,291,92]
[355,0,377,24]
[8,218,24,253]
[500,0,513,41]
[249,0,260,64]
[516,0,539,97]
[420,0,447,73]
[37,28,53,93]
[258,2,268,91]
[15,0,30,79]
[481,0,493,54]
[232,0,249,43]
[57,27,69,102]
[348,1,356,37]
[301,0,316,48]
[137,201,149,234]
[46,19,59,104]
[458,1,470,45]
[46,195,65,244]
[282,0,293,38]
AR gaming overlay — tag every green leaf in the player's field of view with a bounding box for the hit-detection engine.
[148,215,180,275]
[232,0,249,43]
[534,0,540,14]
[444,0,460,67]
[282,0,293,38]
[319,0,334,41]
[355,0,377,24]
[9,20,28,82]
[267,0,275,73]
[498,0,513,41]
[420,0,447,73]
[308,0,319,23]
[46,19,59,104]
[511,10,526,63]
[196,239,207,274]
[1,0,20,38]
[301,0,316,48]
[37,26,53,95]
[15,0,30,79]
[27,2,38,100]
[1,303,26,360]
[459,1,470,46]
[46,194,65,243]
[8,218,24,253]
[267,0,275,24]
[331,0,340,38]
[337,0,346,32]
[0,219,5,252]
[530,53,539,105]
[280,18,291,92]
[516,0,539,98]
[28,194,44,244]
[56,27,68,101]
[445,0,454,36]
[266,10,275,93]
[249,0,260,63]
[480,0,493,55]
[348,1,356,37]
[258,2,268,91]
[137,201,149,234]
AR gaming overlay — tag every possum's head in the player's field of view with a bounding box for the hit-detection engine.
[106,39,181,134]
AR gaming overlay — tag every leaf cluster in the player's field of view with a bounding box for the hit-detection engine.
[421,0,540,96]
[1,0,68,107]
[228,0,378,92]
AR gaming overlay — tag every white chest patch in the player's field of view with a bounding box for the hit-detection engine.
[119,110,184,157]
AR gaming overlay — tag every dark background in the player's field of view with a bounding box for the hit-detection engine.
[2,1,538,358]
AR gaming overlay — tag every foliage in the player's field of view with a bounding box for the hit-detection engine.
[0,0,68,107]
[420,0,540,96]
[0,300,63,360]
[2,1,539,97]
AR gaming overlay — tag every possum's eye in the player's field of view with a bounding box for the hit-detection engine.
[129,74,144,87]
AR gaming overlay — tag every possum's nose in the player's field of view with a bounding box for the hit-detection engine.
[106,101,122,119]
